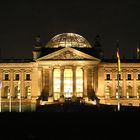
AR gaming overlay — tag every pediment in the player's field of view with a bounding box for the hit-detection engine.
[37,47,100,61]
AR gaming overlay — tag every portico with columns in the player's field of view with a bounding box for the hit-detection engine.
[37,57,100,101]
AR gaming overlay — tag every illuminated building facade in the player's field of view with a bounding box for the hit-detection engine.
[0,33,140,111]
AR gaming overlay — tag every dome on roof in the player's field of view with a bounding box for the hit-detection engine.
[45,33,92,48]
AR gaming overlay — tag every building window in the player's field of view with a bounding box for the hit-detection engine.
[26,86,31,99]
[26,74,30,80]
[14,86,18,98]
[116,86,122,98]
[128,74,131,80]
[15,74,19,80]
[126,86,133,98]
[137,86,140,98]
[5,74,9,80]
[138,74,140,80]
[3,86,9,98]
[106,74,110,80]
[105,86,112,98]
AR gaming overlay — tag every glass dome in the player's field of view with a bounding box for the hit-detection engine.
[45,33,92,48]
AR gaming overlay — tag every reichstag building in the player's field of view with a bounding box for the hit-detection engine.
[1,33,140,111]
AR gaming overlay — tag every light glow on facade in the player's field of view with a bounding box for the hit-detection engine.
[76,68,83,97]
[64,69,73,98]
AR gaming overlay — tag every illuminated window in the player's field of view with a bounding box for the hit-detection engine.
[15,74,19,80]
[26,74,30,80]
[105,86,111,98]
[64,69,73,98]
[138,74,140,80]
[116,86,122,98]
[14,86,18,98]
[126,86,133,98]
[106,74,110,80]
[3,86,9,98]
[127,74,131,80]
[76,68,83,97]
[26,86,31,99]
[5,74,9,80]
[137,86,140,97]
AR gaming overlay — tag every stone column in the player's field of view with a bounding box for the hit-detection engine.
[42,69,44,88]
[92,68,95,91]
[133,70,137,98]
[38,68,43,96]
[31,66,39,98]
[83,67,88,97]
[72,66,76,97]
[97,65,104,98]
[93,66,98,93]
[49,67,53,97]
[60,67,64,96]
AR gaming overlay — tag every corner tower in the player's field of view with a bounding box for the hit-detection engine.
[32,35,43,60]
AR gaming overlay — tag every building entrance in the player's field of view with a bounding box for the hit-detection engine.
[64,69,73,98]
[53,67,84,100]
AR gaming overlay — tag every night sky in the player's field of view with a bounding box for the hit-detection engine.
[0,0,140,59]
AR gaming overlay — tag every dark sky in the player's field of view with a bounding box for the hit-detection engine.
[0,0,140,59]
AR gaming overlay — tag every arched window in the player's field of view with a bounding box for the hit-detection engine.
[53,69,60,100]
[14,86,18,98]
[117,86,122,98]
[105,86,112,98]
[76,68,83,97]
[3,86,9,98]
[26,86,31,99]
[137,86,140,98]
[64,69,73,98]
[126,86,133,98]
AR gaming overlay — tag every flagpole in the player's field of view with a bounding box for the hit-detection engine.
[116,44,120,111]
[117,68,120,111]
[18,81,21,112]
